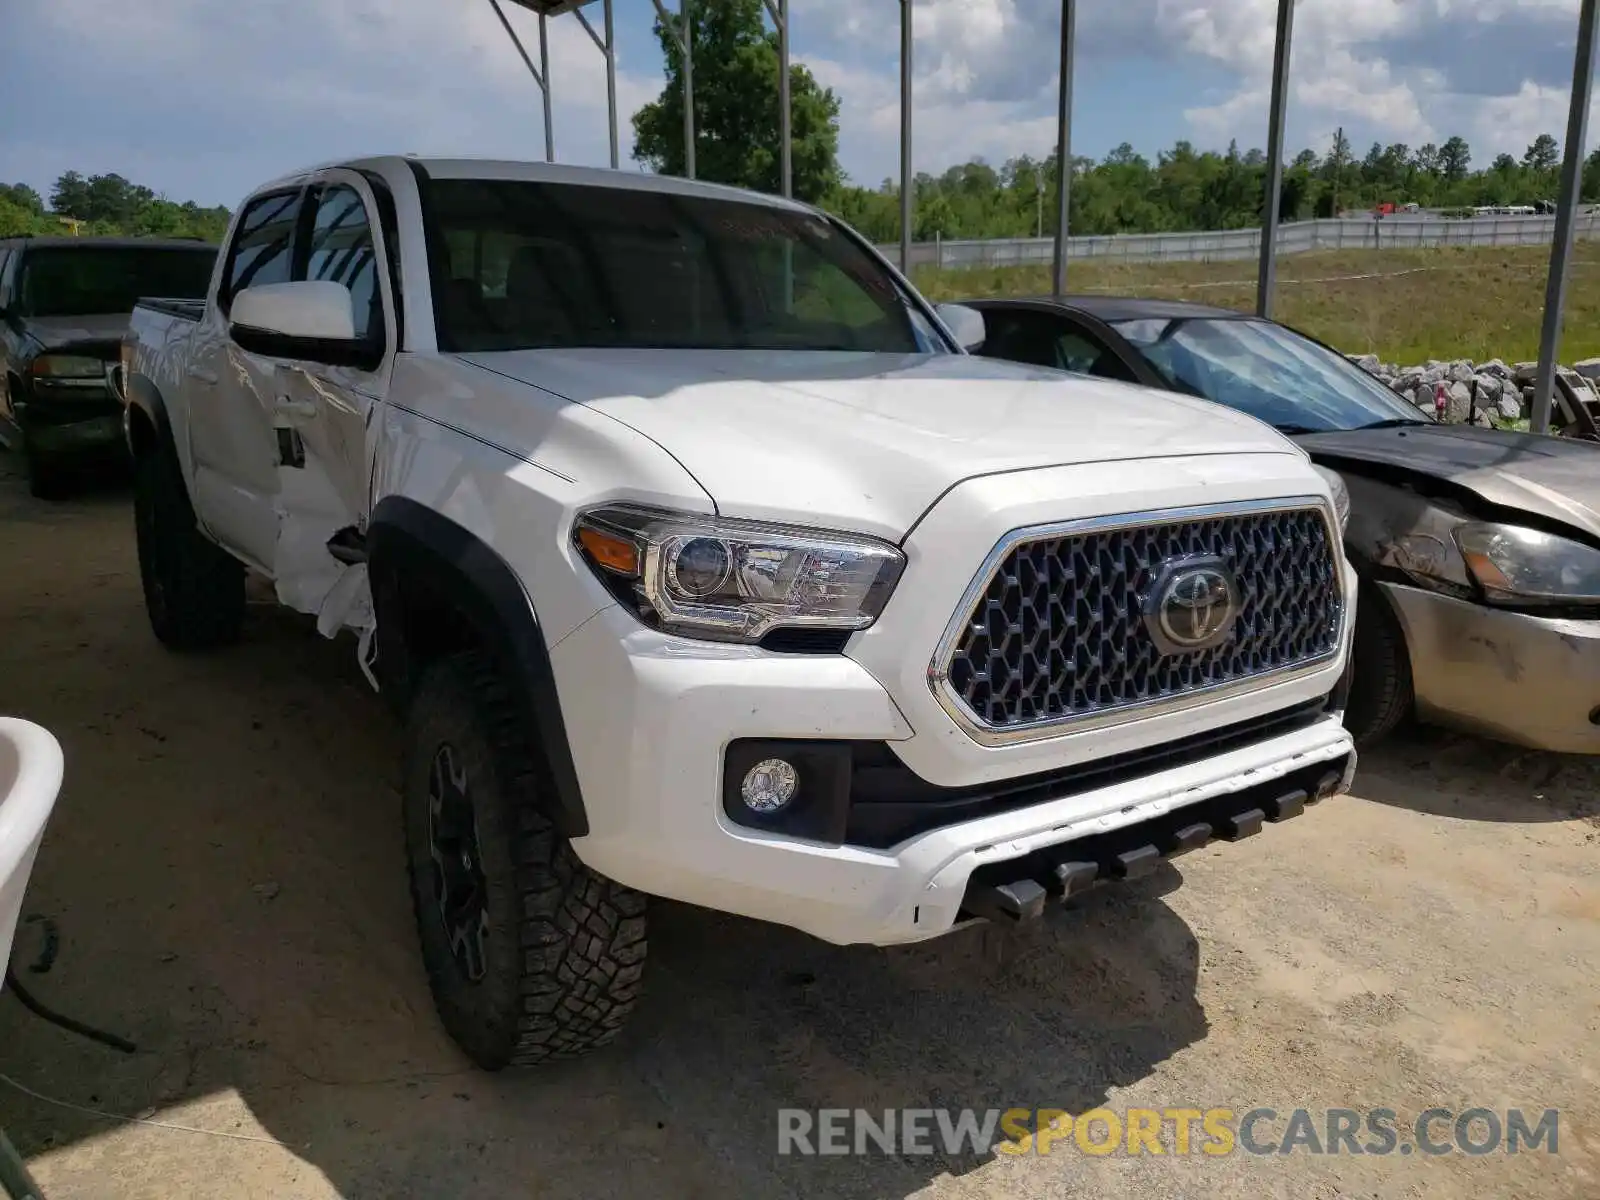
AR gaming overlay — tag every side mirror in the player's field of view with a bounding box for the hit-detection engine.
[230,280,377,368]
[935,303,986,353]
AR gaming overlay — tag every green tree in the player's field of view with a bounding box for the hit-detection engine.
[1439,136,1472,181]
[0,196,50,237]
[1360,141,1384,183]
[632,0,841,202]
[0,183,44,214]
[50,171,92,218]
[1524,133,1560,172]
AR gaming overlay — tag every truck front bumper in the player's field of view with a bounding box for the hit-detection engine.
[16,383,125,456]
[553,606,1354,946]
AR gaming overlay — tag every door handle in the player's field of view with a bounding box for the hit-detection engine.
[186,366,218,384]
[274,395,318,420]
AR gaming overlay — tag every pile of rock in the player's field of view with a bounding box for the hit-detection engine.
[1346,354,1600,427]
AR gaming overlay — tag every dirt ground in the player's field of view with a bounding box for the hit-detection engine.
[1,448,1597,1200]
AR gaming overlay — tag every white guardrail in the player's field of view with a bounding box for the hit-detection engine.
[879,211,1600,270]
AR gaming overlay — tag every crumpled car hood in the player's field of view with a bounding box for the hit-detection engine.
[1298,424,1600,540]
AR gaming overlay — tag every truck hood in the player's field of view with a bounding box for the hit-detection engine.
[20,312,131,355]
[459,348,1298,537]
[1298,424,1600,540]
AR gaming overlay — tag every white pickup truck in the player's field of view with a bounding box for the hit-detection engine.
[121,156,1358,1070]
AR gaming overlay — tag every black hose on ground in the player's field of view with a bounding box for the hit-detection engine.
[3,968,136,1055]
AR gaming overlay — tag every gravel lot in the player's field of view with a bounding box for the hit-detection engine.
[1,449,1597,1199]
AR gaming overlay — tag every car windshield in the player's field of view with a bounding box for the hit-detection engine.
[1110,315,1430,433]
[16,246,216,318]
[424,178,936,354]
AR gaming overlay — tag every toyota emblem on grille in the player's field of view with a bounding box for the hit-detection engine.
[1143,556,1241,655]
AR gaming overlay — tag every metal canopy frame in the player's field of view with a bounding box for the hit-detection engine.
[1531,0,1598,433]
[499,0,1594,419]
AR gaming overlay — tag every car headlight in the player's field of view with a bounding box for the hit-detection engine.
[573,505,906,643]
[1314,465,1351,533]
[1454,523,1600,605]
[30,354,107,380]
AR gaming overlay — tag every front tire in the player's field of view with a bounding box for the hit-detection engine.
[403,652,648,1069]
[1344,584,1414,747]
[133,444,245,650]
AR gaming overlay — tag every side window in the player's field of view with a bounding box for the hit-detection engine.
[0,249,12,308]
[1052,324,1139,383]
[980,310,1059,368]
[305,184,382,344]
[221,190,301,312]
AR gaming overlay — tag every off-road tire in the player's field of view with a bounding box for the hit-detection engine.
[403,651,648,1070]
[133,443,245,650]
[1344,584,1413,747]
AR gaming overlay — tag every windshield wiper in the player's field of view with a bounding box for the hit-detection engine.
[1356,417,1430,429]
[1271,423,1321,435]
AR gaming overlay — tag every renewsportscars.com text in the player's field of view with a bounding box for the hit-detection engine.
[776,1106,1559,1158]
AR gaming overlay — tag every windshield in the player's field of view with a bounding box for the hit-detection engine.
[424,178,935,355]
[1110,316,1430,433]
[17,246,216,318]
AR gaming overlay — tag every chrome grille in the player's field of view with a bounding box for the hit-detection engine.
[938,503,1342,737]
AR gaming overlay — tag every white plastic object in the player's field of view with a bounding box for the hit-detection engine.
[231,280,356,341]
[0,718,65,985]
[934,302,987,351]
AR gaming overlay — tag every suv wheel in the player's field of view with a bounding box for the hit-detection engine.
[1344,585,1414,747]
[133,444,245,650]
[403,652,648,1069]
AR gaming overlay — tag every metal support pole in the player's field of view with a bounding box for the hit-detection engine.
[1257,0,1295,317]
[605,0,617,168]
[761,0,792,196]
[1051,0,1075,296]
[683,0,696,178]
[573,0,619,168]
[778,0,791,197]
[650,0,695,177]
[900,0,913,275]
[538,13,554,161]
[486,0,550,159]
[1532,0,1598,434]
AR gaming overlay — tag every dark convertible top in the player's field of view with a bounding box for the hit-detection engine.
[971,294,1248,322]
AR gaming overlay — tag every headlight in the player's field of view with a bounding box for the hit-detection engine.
[30,354,107,380]
[1455,523,1600,604]
[1314,465,1351,534]
[573,505,906,643]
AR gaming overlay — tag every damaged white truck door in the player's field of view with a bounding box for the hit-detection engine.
[206,169,395,651]
[267,171,396,646]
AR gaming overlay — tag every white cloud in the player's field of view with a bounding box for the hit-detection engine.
[4,0,1594,205]
[14,0,656,202]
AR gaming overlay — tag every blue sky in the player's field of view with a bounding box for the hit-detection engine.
[1,0,1594,210]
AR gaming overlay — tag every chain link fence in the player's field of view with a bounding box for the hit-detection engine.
[878,211,1600,271]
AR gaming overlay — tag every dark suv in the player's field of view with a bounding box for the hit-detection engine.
[0,236,217,497]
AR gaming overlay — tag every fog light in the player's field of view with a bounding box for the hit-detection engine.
[741,758,799,813]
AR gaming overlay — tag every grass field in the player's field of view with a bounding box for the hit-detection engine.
[913,245,1600,366]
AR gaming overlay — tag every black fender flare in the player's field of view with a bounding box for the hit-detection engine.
[123,371,177,461]
[366,496,589,838]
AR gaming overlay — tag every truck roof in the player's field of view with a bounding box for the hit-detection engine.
[258,155,817,214]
